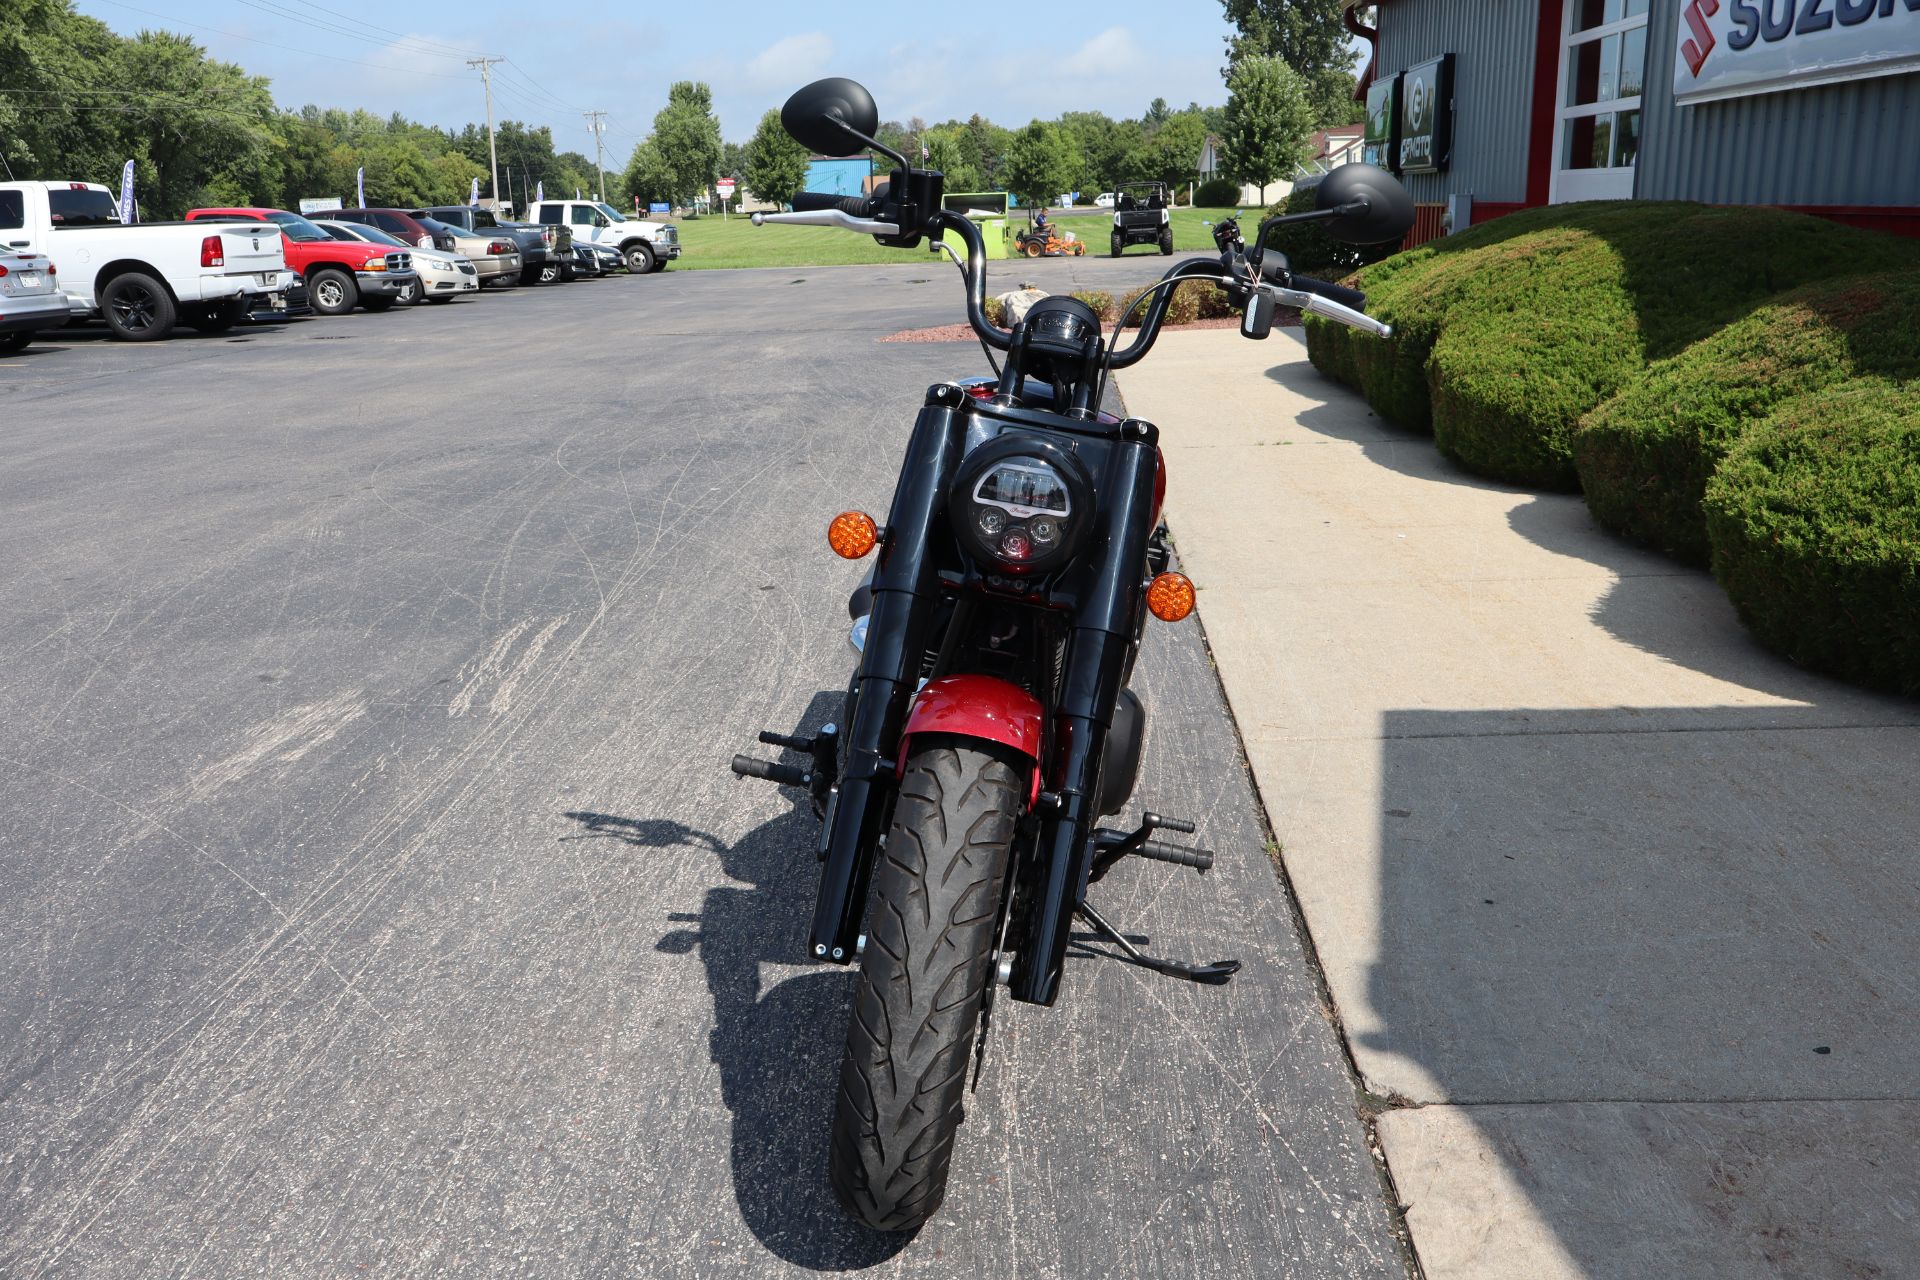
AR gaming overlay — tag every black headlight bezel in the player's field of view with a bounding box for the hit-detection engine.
[949,434,1095,577]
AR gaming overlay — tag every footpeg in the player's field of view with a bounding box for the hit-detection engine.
[730,755,811,787]
[1089,811,1214,883]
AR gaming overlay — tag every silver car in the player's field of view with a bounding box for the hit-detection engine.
[313,220,481,303]
[0,246,70,353]
[415,217,530,289]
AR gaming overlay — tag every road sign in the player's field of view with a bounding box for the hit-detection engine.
[716,179,736,199]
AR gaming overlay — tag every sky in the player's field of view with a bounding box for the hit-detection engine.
[71,0,1246,158]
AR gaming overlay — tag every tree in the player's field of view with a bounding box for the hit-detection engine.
[648,80,721,207]
[1141,110,1208,191]
[999,120,1081,208]
[1220,55,1313,204]
[1144,97,1172,127]
[621,138,673,207]
[741,108,809,207]
[923,128,982,194]
[1220,0,1363,126]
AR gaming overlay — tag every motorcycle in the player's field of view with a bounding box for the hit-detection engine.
[729,77,1414,1233]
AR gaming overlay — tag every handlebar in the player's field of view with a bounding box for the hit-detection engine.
[757,185,1391,360]
[791,190,880,217]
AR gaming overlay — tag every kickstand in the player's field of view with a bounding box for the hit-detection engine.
[1074,901,1240,986]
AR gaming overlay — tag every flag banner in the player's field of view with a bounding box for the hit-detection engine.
[118,159,135,224]
[469,177,480,205]
[536,181,544,202]
[356,167,365,207]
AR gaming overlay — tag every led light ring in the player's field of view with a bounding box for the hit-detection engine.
[950,434,1094,577]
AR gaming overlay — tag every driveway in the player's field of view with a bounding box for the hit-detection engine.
[0,265,1408,1277]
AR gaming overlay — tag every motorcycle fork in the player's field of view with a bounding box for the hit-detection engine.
[1006,418,1162,1007]
[808,385,967,963]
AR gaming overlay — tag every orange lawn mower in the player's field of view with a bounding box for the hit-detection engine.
[1013,211,1086,257]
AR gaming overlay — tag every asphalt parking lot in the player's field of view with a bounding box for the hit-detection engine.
[1,260,1411,1278]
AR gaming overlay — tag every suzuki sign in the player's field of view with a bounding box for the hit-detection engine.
[1674,0,1920,105]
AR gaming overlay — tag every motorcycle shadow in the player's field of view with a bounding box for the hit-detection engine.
[563,777,909,1266]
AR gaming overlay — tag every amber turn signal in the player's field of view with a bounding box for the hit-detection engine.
[1146,572,1196,622]
[828,510,879,559]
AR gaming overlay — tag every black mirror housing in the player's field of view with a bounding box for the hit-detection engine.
[782,78,881,157]
[1315,163,1416,245]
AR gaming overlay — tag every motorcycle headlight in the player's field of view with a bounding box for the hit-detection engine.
[952,439,1092,577]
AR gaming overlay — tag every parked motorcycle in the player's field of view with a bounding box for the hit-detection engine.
[730,76,1414,1233]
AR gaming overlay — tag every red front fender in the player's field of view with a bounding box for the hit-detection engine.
[898,675,1044,806]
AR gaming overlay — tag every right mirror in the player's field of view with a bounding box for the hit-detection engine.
[1315,164,1416,245]
[781,78,881,158]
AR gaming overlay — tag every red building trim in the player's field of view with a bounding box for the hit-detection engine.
[1526,0,1565,209]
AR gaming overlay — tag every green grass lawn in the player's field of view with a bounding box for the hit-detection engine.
[664,205,1263,271]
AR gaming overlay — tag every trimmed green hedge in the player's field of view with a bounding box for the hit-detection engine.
[1704,380,1920,696]
[1305,203,1918,487]
[1573,271,1920,564]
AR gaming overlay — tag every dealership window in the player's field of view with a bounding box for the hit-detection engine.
[1552,0,1648,202]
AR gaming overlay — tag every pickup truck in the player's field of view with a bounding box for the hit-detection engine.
[187,207,418,316]
[525,198,680,274]
[0,181,294,340]
[411,207,571,285]
[0,246,70,353]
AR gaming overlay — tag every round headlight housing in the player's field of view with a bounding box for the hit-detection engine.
[951,436,1093,577]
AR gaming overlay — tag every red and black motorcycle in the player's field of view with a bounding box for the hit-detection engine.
[730,78,1413,1232]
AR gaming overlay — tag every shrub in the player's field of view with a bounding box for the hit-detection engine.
[983,295,1006,328]
[1070,289,1115,322]
[1195,176,1242,208]
[1304,202,1918,486]
[1574,271,1920,564]
[1193,282,1236,320]
[1703,380,1920,696]
[1263,184,1398,279]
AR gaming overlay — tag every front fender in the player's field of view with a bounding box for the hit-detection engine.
[899,675,1043,805]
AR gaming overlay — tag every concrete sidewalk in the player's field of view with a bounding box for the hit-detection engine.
[1118,329,1920,1279]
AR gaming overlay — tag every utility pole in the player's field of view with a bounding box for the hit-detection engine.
[467,56,504,208]
[584,110,608,201]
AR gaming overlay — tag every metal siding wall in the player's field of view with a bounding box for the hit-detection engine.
[1639,0,1920,207]
[1377,0,1541,205]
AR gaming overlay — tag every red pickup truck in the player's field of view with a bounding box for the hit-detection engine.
[186,206,420,315]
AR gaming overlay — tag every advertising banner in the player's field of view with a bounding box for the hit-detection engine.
[1674,0,1920,104]
[1398,54,1455,174]
[297,197,343,215]
[118,159,135,224]
[1364,73,1402,172]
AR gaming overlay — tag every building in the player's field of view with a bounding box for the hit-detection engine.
[1347,0,1919,245]
[1304,126,1367,177]
[1196,136,1280,205]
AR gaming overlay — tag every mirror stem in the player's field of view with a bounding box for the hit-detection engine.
[828,116,909,177]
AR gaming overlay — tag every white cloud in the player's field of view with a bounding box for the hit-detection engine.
[1061,27,1149,79]
[745,33,834,90]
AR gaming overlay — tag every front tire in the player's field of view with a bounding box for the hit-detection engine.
[100,272,176,341]
[1158,226,1174,256]
[829,740,1020,1233]
[0,331,33,354]
[624,242,656,274]
[1110,231,1124,257]
[308,268,357,316]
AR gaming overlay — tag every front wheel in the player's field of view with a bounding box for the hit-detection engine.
[624,242,656,274]
[829,740,1020,1233]
[1158,226,1174,256]
[1110,231,1124,257]
[308,268,357,316]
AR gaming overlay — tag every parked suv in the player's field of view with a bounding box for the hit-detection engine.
[186,207,418,315]
[526,198,679,273]
[327,207,444,252]
[412,207,569,285]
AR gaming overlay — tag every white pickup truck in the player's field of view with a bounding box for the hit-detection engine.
[0,181,294,340]
[525,198,680,274]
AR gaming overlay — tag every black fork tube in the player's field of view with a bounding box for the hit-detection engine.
[809,385,967,962]
[1009,419,1161,1005]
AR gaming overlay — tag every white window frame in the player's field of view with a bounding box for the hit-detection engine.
[1549,2,1649,204]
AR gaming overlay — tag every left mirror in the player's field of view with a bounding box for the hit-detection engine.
[781,78,880,157]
